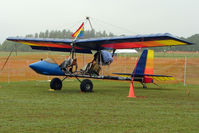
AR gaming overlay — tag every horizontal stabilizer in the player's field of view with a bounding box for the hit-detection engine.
[148,76,175,81]
[112,73,175,81]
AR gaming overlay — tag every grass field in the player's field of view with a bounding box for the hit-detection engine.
[0,51,199,132]
[0,80,199,133]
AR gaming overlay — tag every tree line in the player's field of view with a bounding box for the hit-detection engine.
[0,29,198,52]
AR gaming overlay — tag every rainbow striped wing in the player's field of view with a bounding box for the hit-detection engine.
[6,37,92,53]
[7,33,192,52]
[75,33,192,50]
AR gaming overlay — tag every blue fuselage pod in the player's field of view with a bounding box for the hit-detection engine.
[29,60,65,76]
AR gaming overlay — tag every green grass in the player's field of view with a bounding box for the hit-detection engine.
[0,80,198,133]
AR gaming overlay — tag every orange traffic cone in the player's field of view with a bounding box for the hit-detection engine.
[127,81,136,98]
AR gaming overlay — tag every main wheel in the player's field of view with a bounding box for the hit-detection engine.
[80,79,93,92]
[50,78,62,90]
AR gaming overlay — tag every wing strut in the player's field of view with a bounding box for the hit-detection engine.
[0,47,15,72]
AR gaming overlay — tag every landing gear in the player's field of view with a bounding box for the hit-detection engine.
[50,78,62,90]
[80,79,93,92]
[50,77,94,92]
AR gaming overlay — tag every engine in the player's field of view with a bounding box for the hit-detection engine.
[94,50,113,65]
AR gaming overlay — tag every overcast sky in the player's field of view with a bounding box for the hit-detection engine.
[0,0,198,43]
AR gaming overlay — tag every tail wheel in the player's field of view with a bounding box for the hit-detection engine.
[80,79,93,92]
[50,78,62,90]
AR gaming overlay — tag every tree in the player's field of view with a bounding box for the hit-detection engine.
[35,33,38,38]
[44,30,49,38]
[0,43,2,51]
[39,32,45,38]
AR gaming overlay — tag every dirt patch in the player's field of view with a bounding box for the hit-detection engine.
[0,53,198,85]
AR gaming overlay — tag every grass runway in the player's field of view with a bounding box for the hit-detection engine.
[0,80,199,133]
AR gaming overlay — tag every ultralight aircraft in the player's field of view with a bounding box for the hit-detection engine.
[6,20,192,92]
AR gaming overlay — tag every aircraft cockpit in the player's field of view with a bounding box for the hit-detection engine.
[43,58,57,64]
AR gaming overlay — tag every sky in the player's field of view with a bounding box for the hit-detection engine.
[0,0,199,43]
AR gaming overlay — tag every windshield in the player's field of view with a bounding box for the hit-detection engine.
[44,58,57,64]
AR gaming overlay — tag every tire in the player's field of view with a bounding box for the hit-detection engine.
[50,78,62,90]
[80,79,93,92]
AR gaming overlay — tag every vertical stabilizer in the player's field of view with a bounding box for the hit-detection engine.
[132,50,154,83]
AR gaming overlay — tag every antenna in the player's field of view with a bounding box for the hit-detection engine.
[86,16,94,30]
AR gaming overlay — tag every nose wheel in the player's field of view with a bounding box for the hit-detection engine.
[50,78,62,90]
